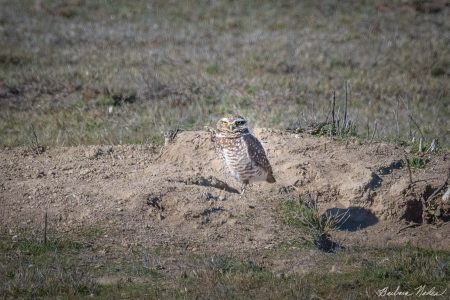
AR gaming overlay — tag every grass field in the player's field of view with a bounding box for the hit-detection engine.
[0,0,449,147]
[1,225,449,299]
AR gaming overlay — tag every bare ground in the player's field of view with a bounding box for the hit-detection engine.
[1,130,449,280]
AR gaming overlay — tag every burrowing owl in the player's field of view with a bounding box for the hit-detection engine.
[212,113,275,194]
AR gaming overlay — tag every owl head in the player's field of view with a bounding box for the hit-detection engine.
[216,113,249,134]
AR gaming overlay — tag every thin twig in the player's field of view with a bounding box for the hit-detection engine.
[426,172,450,204]
[31,124,42,154]
[336,107,341,135]
[331,91,336,132]
[370,121,378,142]
[343,82,348,134]
[367,122,370,139]
[397,222,420,234]
[426,139,437,152]
[408,114,425,142]
[44,210,48,245]
[404,154,413,186]
[395,98,400,138]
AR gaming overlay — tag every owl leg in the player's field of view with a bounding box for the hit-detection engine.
[240,180,249,196]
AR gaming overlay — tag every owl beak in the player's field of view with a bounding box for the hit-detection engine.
[229,124,235,131]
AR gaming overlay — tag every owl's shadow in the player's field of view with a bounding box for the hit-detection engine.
[184,175,240,194]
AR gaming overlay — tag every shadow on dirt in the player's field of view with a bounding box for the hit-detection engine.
[184,176,240,194]
[314,234,344,253]
[364,160,404,191]
[325,207,378,232]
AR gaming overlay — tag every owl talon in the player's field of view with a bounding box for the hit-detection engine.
[240,185,246,196]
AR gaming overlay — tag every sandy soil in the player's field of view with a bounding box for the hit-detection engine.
[1,130,449,272]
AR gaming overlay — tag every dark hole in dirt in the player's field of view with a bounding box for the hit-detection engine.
[420,184,450,224]
[423,184,435,200]
[325,207,378,232]
[403,199,423,223]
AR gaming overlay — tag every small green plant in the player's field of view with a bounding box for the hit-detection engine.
[26,124,45,154]
[280,196,348,252]
[244,84,256,95]
[205,63,220,75]
[405,157,426,170]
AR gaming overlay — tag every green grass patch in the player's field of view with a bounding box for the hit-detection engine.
[0,235,97,298]
[279,197,348,252]
[404,157,427,170]
[205,63,220,75]
[1,231,448,299]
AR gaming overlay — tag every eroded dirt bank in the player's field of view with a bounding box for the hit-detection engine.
[1,130,449,266]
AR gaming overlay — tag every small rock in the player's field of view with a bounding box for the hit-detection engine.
[85,148,102,159]
[36,171,46,178]
[202,192,215,201]
[79,169,91,176]
[442,187,450,203]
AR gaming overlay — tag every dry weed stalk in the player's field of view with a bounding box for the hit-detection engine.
[30,124,44,154]
[43,210,48,245]
[297,194,349,252]
[403,154,413,186]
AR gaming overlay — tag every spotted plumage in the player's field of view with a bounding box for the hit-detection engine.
[212,113,275,193]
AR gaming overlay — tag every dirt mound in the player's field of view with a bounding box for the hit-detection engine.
[1,130,449,258]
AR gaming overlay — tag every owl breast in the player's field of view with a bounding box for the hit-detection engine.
[220,136,266,183]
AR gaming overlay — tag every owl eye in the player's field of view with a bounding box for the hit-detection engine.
[222,120,228,125]
[235,120,246,125]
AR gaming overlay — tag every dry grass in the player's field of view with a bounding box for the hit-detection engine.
[1,230,448,299]
[0,0,449,147]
